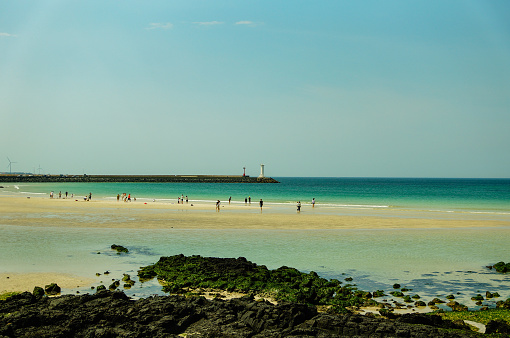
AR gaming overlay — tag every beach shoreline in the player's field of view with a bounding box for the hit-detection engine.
[1,195,509,231]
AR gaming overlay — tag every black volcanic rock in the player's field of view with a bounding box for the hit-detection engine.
[0,291,480,337]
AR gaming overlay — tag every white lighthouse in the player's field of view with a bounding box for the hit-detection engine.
[258,164,265,178]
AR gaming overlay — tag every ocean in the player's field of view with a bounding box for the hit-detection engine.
[3,177,510,217]
[1,177,509,309]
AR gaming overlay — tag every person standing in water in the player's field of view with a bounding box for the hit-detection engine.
[259,199,263,211]
[312,198,315,208]
[297,201,301,212]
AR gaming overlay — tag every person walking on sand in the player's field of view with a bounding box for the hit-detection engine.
[245,197,247,204]
[65,191,68,199]
[59,191,61,199]
[117,194,120,202]
[128,194,131,202]
[259,199,263,211]
[216,200,221,211]
[50,191,54,199]
[312,198,315,208]
[229,196,231,204]
[297,201,301,212]
[249,196,251,204]
[89,192,92,201]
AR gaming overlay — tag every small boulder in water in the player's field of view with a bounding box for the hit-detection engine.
[111,244,129,254]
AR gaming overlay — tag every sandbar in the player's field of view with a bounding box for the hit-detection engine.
[0,195,509,230]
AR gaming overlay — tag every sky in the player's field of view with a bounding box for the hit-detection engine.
[1,1,509,178]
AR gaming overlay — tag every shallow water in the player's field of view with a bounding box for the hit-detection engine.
[1,178,509,309]
[1,224,509,309]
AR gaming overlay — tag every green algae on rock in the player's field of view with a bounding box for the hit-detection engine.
[138,254,377,312]
[492,261,510,273]
[111,244,129,254]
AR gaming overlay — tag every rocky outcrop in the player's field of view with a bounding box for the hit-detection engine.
[137,255,368,310]
[485,319,510,334]
[0,291,479,337]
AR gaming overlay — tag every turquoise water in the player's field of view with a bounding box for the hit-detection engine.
[1,178,509,308]
[3,177,510,213]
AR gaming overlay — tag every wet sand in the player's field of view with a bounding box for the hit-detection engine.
[1,196,509,230]
[0,272,94,294]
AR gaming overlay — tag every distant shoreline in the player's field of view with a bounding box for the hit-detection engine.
[0,174,279,184]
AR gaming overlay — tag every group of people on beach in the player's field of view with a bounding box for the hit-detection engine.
[48,190,314,212]
[297,198,315,212]
[117,193,135,202]
[177,194,188,204]
[50,191,73,199]
[49,191,87,200]
[222,197,315,212]
[219,197,264,211]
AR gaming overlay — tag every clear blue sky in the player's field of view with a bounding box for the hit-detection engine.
[1,1,509,177]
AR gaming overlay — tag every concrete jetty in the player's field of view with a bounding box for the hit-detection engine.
[0,174,279,183]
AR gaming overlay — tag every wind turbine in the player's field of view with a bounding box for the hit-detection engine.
[7,157,17,174]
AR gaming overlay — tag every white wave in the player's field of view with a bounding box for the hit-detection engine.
[316,203,390,209]
[468,211,510,215]
[427,209,510,216]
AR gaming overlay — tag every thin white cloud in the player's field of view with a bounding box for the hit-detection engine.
[235,21,262,27]
[146,23,173,30]
[193,21,224,26]
[0,32,16,37]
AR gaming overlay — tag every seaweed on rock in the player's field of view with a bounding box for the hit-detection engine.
[137,254,375,312]
[111,244,129,254]
[492,261,510,273]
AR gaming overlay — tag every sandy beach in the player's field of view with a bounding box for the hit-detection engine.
[1,195,509,231]
[0,272,94,294]
[1,195,509,296]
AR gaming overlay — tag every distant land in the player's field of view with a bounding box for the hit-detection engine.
[0,174,279,183]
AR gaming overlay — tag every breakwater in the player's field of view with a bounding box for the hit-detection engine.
[0,174,279,183]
